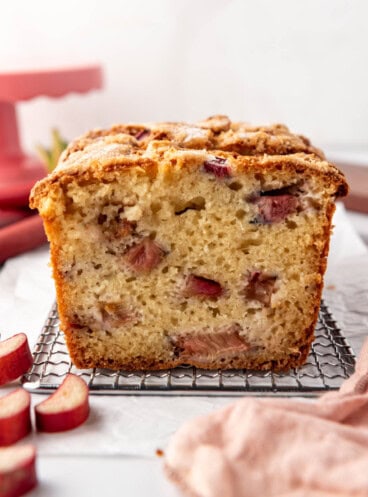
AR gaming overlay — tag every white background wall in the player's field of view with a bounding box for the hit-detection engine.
[1,0,367,154]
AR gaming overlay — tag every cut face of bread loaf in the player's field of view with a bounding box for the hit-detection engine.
[30,116,348,371]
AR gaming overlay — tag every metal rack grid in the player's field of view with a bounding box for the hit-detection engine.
[22,301,356,397]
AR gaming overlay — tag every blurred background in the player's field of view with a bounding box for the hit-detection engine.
[1,0,367,153]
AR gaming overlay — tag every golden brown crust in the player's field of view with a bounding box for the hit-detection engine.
[62,115,324,160]
[30,115,348,211]
[290,202,338,367]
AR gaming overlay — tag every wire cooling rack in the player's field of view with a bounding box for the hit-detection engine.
[22,301,355,397]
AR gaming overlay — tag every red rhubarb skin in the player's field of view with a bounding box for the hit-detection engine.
[35,402,89,433]
[183,274,223,299]
[0,335,33,386]
[0,448,37,497]
[0,390,32,446]
[254,194,298,223]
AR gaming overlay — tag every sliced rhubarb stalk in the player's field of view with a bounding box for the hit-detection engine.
[124,237,166,273]
[0,389,31,447]
[0,334,33,386]
[243,271,277,306]
[0,445,37,497]
[183,274,223,299]
[35,374,89,433]
[174,325,249,364]
[252,194,299,223]
[203,157,231,178]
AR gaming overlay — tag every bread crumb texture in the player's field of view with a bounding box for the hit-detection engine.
[30,116,348,371]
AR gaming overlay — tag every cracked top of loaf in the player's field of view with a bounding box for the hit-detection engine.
[30,115,348,208]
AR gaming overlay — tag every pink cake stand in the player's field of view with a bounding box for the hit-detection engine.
[0,66,103,207]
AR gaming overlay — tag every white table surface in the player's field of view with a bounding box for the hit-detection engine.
[1,205,368,497]
[31,457,177,497]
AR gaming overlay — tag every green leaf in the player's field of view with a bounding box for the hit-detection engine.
[36,129,68,172]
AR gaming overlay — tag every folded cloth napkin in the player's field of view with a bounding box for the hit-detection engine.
[165,339,368,497]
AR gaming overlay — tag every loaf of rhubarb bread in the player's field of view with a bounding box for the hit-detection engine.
[30,116,348,371]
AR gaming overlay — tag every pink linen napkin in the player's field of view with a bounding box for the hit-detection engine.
[165,339,368,497]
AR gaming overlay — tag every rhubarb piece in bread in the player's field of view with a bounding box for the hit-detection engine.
[30,116,348,371]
